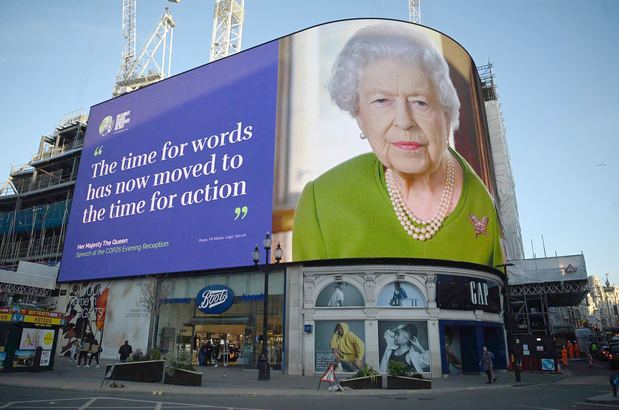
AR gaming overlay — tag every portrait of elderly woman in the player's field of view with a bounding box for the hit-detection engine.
[292,23,503,267]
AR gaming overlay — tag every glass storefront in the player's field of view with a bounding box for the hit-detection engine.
[439,321,506,375]
[157,270,285,370]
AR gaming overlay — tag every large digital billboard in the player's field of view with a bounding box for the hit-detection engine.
[59,19,502,282]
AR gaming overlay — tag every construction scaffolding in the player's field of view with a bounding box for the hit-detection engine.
[477,63,498,102]
[0,282,55,308]
[507,255,589,336]
[0,112,86,272]
[509,280,589,335]
[477,62,525,262]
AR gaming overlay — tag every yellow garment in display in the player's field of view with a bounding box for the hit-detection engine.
[330,322,364,362]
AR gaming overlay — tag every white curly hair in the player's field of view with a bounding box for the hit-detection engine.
[328,22,460,133]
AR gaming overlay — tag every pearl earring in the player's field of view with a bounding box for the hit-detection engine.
[360,132,366,140]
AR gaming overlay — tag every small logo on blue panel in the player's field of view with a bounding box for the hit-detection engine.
[196,285,234,314]
[99,116,114,136]
[99,111,131,137]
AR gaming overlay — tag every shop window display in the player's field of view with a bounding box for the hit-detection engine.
[377,282,426,307]
[314,320,365,373]
[378,321,430,375]
[315,282,364,307]
[157,271,285,370]
[444,326,463,374]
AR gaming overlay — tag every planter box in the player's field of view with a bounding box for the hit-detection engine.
[164,368,202,386]
[105,360,164,383]
[387,375,431,390]
[339,375,382,389]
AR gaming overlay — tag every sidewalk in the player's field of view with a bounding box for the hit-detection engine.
[0,357,565,397]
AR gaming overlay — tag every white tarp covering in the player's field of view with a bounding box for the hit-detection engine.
[507,254,587,285]
[0,261,58,289]
[486,100,525,261]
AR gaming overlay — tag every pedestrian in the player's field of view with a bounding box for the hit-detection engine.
[69,340,79,362]
[118,340,133,363]
[479,345,496,384]
[587,352,593,367]
[574,341,580,358]
[213,341,220,367]
[561,346,568,366]
[592,342,598,357]
[89,338,101,368]
[205,340,213,366]
[77,338,91,367]
[567,341,574,359]
[198,342,207,366]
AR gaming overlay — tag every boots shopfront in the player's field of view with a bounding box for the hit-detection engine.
[157,269,285,370]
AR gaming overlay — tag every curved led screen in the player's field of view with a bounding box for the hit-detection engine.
[59,19,501,282]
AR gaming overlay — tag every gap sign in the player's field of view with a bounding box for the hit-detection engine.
[196,285,234,314]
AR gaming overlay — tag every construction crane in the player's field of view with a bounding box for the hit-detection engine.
[409,0,421,24]
[112,0,179,97]
[210,0,245,62]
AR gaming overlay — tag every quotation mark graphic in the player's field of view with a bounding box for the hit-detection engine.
[234,206,248,220]
[94,146,104,157]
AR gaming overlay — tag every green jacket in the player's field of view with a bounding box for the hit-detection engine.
[292,151,503,267]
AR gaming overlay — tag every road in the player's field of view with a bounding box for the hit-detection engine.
[1,359,617,409]
[0,383,616,410]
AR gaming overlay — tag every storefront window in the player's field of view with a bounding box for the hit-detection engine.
[440,321,506,375]
[378,320,430,375]
[158,270,285,370]
[315,283,364,307]
[314,320,365,373]
[377,282,426,307]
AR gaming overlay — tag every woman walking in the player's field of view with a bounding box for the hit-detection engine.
[479,345,496,384]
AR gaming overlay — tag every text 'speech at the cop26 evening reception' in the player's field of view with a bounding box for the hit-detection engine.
[59,41,280,281]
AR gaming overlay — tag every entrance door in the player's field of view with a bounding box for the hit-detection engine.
[194,326,248,367]
[484,327,506,369]
[459,327,479,373]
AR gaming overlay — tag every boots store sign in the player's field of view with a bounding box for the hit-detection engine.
[436,275,501,313]
[196,285,235,314]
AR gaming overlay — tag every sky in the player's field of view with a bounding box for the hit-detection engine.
[1,1,617,282]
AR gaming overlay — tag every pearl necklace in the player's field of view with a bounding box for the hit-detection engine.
[385,154,455,241]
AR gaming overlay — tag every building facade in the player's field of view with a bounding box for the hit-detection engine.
[0,111,88,311]
[287,260,506,378]
[52,258,506,378]
[2,19,522,379]
[478,63,524,262]
[581,276,619,333]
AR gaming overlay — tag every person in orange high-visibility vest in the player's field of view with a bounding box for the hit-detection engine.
[574,342,580,358]
[567,341,574,359]
[561,346,568,366]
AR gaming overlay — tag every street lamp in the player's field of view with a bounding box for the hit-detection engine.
[496,262,521,383]
[252,232,283,381]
